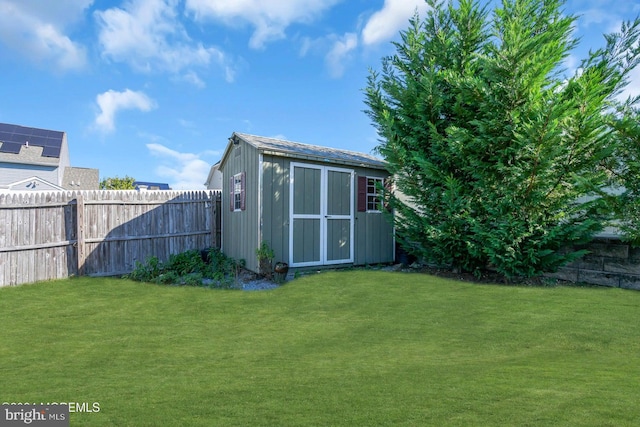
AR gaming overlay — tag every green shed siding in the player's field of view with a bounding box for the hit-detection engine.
[263,158,394,269]
[261,155,290,266]
[353,168,395,265]
[221,141,260,272]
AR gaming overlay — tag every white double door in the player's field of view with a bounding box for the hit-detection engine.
[289,163,354,267]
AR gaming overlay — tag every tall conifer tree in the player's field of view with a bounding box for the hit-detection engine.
[365,0,640,278]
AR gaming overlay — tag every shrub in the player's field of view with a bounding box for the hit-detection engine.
[166,249,206,276]
[125,248,243,289]
[127,257,164,282]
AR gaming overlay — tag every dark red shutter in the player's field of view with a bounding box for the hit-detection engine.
[229,176,234,211]
[240,172,246,211]
[357,176,367,212]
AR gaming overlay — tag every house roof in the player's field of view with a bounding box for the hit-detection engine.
[133,181,172,190]
[227,132,388,170]
[0,123,65,165]
[204,161,222,188]
[62,167,99,190]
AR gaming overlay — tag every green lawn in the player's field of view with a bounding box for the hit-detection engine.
[1,271,639,426]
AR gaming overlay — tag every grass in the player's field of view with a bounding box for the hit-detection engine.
[1,271,639,426]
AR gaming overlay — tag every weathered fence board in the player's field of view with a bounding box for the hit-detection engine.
[0,190,222,286]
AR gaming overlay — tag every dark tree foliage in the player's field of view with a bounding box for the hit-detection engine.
[365,0,640,278]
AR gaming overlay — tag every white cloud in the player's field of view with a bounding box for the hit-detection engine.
[302,0,429,78]
[572,1,640,38]
[576,8,626,36]
[147,143,211,189]
[298,35,332,58]
[325,32,358,78]
[563,53,580,78]
[5,0,93,24]
[577,8,615,27]
[618,65,640,102]
[95,0,233,83]
[181,71,206,88]
[94,89,156,133]
[185,0,341,49]
[178,118,196,128]
[299,37,314,57]
[361,0,429,46]
[0,0,89,70]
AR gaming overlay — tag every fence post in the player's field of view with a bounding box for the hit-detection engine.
[216,192,222,249]
[210,192,217,249]
[76,193,86,276]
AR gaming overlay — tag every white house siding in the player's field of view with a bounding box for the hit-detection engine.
[58,136,71,184]
[0,163,58,187]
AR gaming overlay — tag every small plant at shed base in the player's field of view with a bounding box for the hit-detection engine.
[256,241,275,280]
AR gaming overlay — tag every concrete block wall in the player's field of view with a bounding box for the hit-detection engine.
[545,238,640,290]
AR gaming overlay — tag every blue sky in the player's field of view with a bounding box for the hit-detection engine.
[0,0,638,189]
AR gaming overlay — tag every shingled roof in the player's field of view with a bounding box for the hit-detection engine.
[229,132,387,170]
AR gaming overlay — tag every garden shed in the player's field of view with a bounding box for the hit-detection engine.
[218,132,395,273]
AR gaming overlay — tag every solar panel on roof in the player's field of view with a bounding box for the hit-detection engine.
[45,136,62,145]
[31,128,49,137]
[28,136,46,146]
[10,134,30,143]
[42,145,61,157]
[0,141,22,154]
[0,123,16,133]
[13,125,30,133]
[15,128,32,135]
[0,122,64,159]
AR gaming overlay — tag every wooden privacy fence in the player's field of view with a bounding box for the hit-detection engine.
[0,190,222,287]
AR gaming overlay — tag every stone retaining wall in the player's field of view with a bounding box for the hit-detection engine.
[545,238,640,290]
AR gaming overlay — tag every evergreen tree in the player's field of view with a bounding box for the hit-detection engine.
[365,0,640,278]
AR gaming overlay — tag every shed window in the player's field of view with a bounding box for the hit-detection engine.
[366,177,383,212]
[230,172,246,211]
[358,176,386,213]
